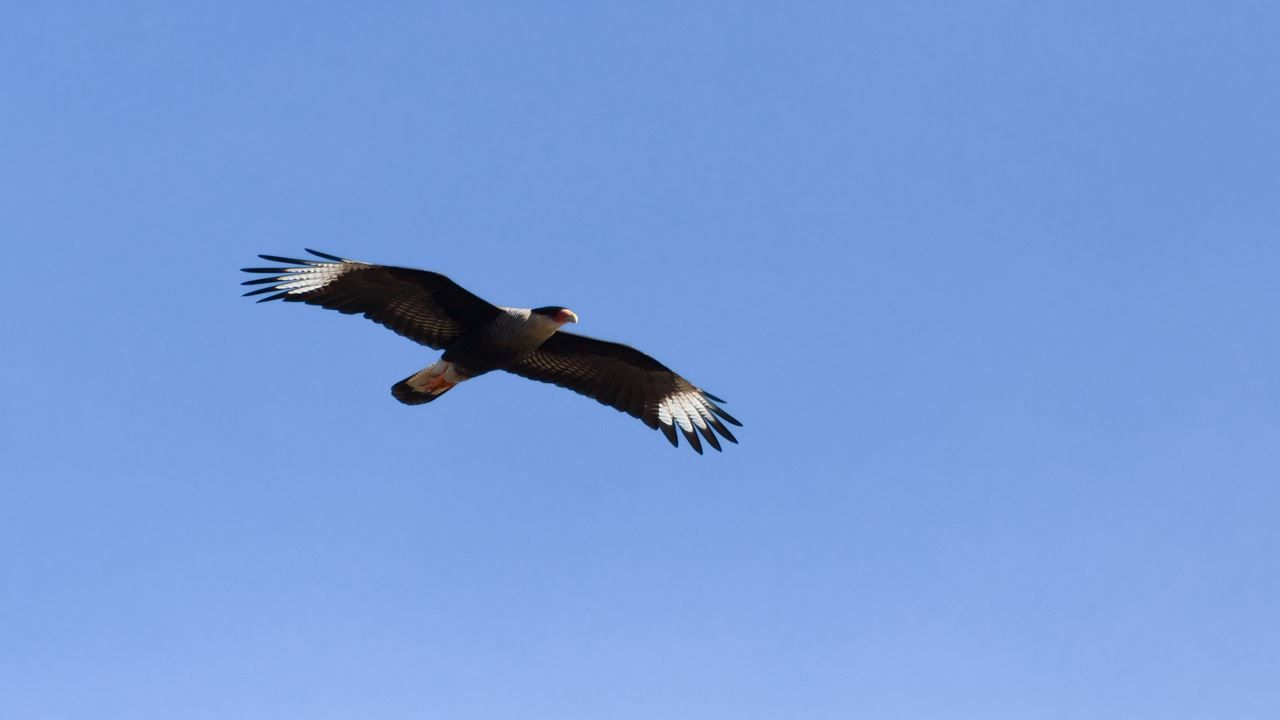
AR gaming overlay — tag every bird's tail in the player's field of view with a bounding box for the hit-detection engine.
[391,361,461,405]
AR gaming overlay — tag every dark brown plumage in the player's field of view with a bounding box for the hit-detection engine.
[241,249,741,453]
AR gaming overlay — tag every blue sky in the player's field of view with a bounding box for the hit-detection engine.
[3,2,1278,718]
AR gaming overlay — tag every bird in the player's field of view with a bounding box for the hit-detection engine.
[240,249,741,453]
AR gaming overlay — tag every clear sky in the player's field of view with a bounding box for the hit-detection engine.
[2,2,1278,718]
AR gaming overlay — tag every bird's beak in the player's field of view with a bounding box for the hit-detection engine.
[558,309,579,324]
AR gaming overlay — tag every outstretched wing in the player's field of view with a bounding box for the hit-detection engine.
[505,332,741,454]
[241,249,501,349]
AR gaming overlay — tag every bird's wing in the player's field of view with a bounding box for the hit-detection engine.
[241,249,501,349]
[504,331,741,454]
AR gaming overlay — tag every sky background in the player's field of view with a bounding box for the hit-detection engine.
[2,2,1278,718]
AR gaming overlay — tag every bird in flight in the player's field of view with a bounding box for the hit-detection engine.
[241,249,741,453]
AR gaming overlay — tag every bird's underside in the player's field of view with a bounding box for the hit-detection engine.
[241,249,741,453]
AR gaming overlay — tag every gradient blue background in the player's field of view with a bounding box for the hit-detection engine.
[3,3,1278,718]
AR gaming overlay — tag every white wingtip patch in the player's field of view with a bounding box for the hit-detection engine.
[656,391,720,433]
[274,263,348,295]
[681,395,708,430]
[657,403,673,426]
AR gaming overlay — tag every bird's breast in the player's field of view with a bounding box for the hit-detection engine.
[442,314,557,373]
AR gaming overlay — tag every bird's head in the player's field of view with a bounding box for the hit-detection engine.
[533,306,579,325]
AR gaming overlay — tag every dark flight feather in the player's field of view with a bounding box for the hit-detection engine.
[504,332,740,451]
[241,252,500,349]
